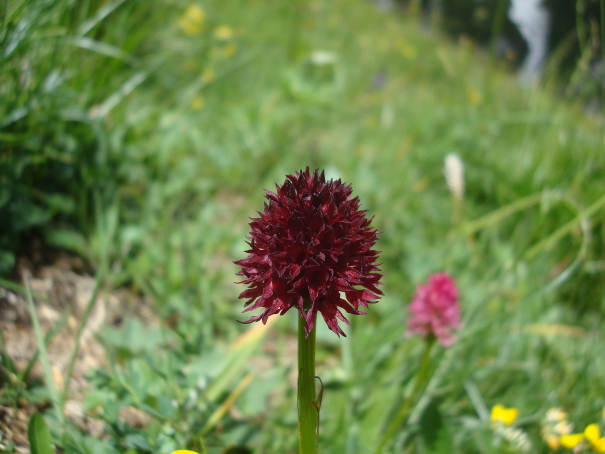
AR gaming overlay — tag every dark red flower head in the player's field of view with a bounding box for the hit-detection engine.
[235,167,382,337]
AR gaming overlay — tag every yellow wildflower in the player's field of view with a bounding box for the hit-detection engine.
[214,25,234,40]
[586,424,600,441]
[201,69,215,84]
[560,433,584,449]
[179,5,205,35]
[191,96,205,110]
[171,451,199,454]
[594,438,605,453]
[491,405,518,426]
[222,44,237,57]
[395,39,417,59]
[466,86,483,106]
[585,424,605,453]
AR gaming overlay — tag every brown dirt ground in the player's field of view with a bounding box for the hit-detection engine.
[0,246,154,453]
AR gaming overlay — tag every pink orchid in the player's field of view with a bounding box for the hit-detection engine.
[407,272,460,347]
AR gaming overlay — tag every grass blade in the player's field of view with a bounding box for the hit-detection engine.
[202,317,276,404]
[77,0,128,36]
[463,191,553,235]
[19,307,73,383]
[201,372,255,435]
[525,192,605,259]
[92,70,148,118]
[65,36,135,63]
[24,277,65,426]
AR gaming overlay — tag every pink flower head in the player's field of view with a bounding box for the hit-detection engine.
[406,272,460,347]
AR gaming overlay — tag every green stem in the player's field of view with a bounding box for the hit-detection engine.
[601,0,605,110]
[374,337,436,454]
[298,313,318,454]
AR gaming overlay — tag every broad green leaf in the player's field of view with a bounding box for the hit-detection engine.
[28,413,54,454]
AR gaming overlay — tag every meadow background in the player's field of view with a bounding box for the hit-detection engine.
[1,0,605,453]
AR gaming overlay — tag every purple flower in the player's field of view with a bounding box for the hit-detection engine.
[406,272,460,347]
[235,167,382,337]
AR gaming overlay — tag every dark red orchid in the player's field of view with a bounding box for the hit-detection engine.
[235,167,382,337]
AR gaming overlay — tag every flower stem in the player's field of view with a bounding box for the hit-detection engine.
[374,337,436,454]
[298,314,318,454]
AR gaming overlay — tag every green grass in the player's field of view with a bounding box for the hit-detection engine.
[2,0,605,453]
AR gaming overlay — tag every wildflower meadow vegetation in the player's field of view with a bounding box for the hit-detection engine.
[1,0,605,453]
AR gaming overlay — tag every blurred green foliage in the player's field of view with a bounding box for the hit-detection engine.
[1,0,605,453]
[0,0,167,271]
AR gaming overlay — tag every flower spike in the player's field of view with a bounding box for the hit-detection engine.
[406,272,460,347]
[235,167,382,337]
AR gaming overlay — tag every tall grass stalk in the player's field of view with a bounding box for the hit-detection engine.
[463,192,554,235]
[24,277,65,428]
[525,192,605,259]
[20,308,72,384]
